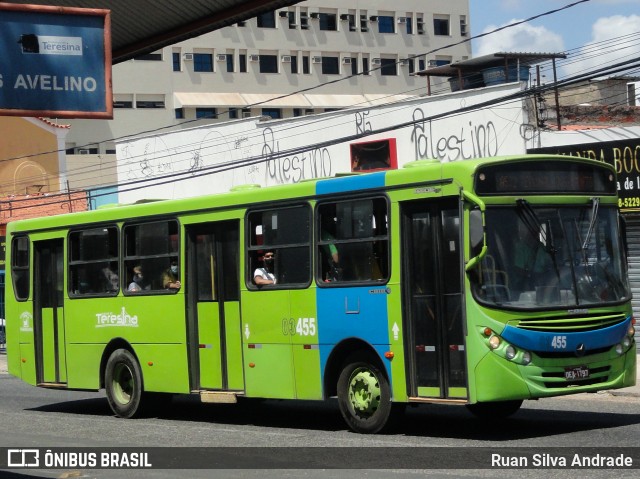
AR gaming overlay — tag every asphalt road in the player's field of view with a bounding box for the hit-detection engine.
[0,351,638,478]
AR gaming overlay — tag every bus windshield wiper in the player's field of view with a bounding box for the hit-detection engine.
[582,197,600,252]
[515,199,556,254]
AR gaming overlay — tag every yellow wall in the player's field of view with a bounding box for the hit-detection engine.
[0,117,63,196]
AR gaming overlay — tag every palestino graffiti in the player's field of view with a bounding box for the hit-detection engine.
[410,108,499,161]
[262,128,333,184]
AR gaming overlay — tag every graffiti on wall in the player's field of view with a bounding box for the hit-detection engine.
[409,108,499,161]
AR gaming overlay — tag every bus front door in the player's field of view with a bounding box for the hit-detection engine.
[186,221,243,392]
[402,200,467,400]
[33,239,67,385]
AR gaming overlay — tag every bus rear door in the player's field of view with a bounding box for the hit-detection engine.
[401,199,467,400]
[185,221,243,393]
[33,239,67,385]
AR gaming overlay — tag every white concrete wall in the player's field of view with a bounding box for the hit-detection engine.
[116,83,525,202]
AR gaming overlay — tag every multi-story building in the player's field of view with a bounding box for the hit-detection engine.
[62,0,471,155]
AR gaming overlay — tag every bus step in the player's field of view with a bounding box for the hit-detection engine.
[37,382,68,389]
[407,396,468,405]
[199,391,239,404]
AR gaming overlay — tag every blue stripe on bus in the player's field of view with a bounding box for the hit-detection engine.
[501,316,632,353]
[317,285,391,378]
[316,172,386,195]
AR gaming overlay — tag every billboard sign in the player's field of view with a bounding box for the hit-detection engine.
[0,3,112,119]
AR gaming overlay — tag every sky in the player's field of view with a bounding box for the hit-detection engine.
[469,0,640,78]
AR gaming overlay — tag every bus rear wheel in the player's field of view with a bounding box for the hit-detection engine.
[105,349,143,418]
[466,399,523,419]
[337,354,392,434]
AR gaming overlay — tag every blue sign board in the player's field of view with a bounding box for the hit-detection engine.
[0,4,112,119]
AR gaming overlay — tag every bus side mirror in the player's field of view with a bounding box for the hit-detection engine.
[461,190,487,271]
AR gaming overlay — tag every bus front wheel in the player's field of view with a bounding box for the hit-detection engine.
[465,399,523,419]
[337,354,392,434]
[105,349,144,418]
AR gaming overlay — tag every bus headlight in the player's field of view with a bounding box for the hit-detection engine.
[505,345,516,360]
[489,335,501,350]
[615,344,623,355]
[628,325,636,337]
[622,336,631,349]
[522,351,532,365]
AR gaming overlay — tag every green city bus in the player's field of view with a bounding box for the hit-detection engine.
[4,155,636,433]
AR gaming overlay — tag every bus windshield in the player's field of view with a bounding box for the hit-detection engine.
[471,202,629,309]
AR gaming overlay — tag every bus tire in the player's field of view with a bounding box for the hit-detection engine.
[105,349,144,419]
[465,399,523,419]
[337,354,392,434]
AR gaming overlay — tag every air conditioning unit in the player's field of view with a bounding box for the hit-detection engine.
[77,149,91,155]
[312,56,322,64]
[216,54,227,61]
[397,17,406,24]
[427,60,439,67]
[340,14,350,21]
[281,55,292,63]
[310,12,320,19]
[371,58,382,66]
[249,54,260,62]
[342,57,352,64]
[400,59,409,66]
[183,53,194,61]
[242,111,252,118]
[279,11,289,18]
[369,15,379,22]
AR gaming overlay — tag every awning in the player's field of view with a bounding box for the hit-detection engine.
[174,92,247,107]
[304,94,369,108]
[364,94,417,106]
[241,93,311,107]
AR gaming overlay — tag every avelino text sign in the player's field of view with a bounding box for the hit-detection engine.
[0,4,112,119]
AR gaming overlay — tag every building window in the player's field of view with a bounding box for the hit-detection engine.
[460,16,468,36]
[172,52,180,71]
[360,14,368,32]
[259,54,278,73]
[347,14,356,32]
[380,58,397,76]
[351,59,358,75]
[322,56,339,75]
[69,227,119,296]
[113,100,133,108]
[377,16,395,33]
[417,18,425,34]
[239,54,247,73]
[293,108,302,117]
[407,58,415,74]
[194,53,213,72]
[300,12,309,30]
[288,11,296,29]
[134,52,162,61]
[247,205,311,288]
[262,108,282,119]
[291,55,298,74]
[257,11,276,28]
[319,13,337,31]
[229,108,238,119]
[123,221,180,294]
[136,99,165,108]
[226,54,234,72]
[196,108,217,119]
[175,108,184,119]
[434,16,450,35]
[405,16,413,34]
[350,139,397,171]
[362,57,370,75]
[303,55,310,74]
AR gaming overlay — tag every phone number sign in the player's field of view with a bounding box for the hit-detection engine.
[0,4,112,119]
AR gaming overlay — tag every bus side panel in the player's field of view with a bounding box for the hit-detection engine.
[134,343,190,393]
[241,290,295,398]
[65,343,102,390]
[317,286,392,380]
[18,342,37,385]
[224,301,244,391]
[386,281,408,402]
[290,289,322,400]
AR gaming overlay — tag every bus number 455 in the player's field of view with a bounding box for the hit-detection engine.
[551,335,567,349]
[282,317,317,336]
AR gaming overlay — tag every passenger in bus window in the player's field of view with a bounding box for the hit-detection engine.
[102,265,119,292]
[162,260,181,289]
[254,251,277,285]
[127,265,147,292]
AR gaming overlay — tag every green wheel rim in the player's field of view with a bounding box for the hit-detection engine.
[112,363,134,405]
[347,367,381,419]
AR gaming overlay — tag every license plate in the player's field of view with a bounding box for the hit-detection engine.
[564,365,590,381]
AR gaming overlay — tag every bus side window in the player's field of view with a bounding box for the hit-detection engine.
[11,236,30,301]
[69,227,119,296]
[123,220,180,294]
[247,205,311,288]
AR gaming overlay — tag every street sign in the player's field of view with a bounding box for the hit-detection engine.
[0,3,112,119]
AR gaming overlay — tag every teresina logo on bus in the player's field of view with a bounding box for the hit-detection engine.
[96,307,138,328]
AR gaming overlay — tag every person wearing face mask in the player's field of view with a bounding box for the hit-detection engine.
[253,251,276,285]
[127,265,147,292]
[162,260,181,290]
